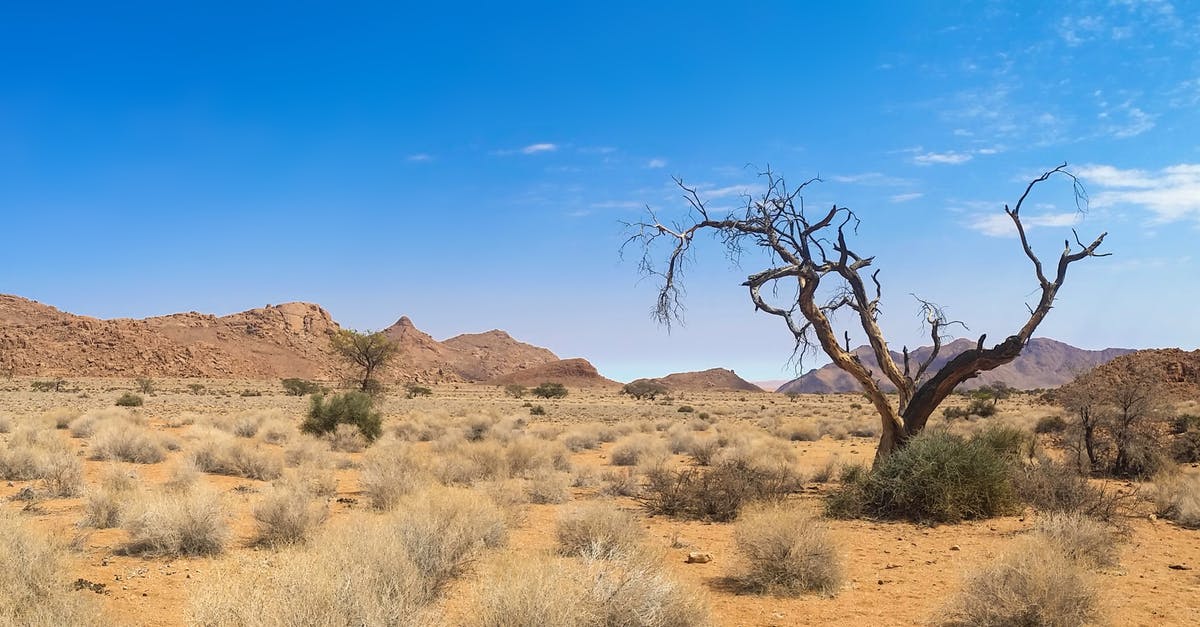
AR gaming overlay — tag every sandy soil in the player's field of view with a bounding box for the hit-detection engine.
[2,377,1198,626]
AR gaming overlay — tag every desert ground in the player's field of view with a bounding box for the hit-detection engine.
[2,377,1199,626]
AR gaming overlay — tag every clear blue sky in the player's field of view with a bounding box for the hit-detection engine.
[2,1,1197,382]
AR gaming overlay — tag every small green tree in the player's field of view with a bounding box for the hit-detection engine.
[622,379,668,400]
[116,392,144,407]
[405,383,432,399]
[135,377,155,394]
[531,382,568,399]
[302,391,382,442]
[281,378,323,396]
[330,329,397,393]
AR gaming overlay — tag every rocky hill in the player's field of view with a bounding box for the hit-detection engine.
[639,368,762,392]
[1059,348,1200,402]
[488,358,621,389]
[776,337,1134,394]
[0,295,557,383]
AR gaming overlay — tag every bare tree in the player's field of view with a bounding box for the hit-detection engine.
[330,329,397,392]
[625,164,1108,461]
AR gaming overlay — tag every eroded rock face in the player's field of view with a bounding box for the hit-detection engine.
[0,294,558,383]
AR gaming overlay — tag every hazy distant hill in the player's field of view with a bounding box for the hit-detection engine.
[0,294,557,383]
[775,337,1134,394]
[631,368,763,393]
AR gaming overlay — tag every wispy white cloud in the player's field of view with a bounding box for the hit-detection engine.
[647,158,667,169]
[830,172,914,186]
[521,143,558,155]
[968,211,1082,237]
[912,150,973,166]
[1078,163,1200,223]
[590,200,642,210]
[406,153,433,162]
[890,192,924,203]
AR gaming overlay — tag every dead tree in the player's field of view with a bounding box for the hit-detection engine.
[625,164,1108,461]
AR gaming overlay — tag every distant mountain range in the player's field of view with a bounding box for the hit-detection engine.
[629,368,762,393]
[775,337,1134,394]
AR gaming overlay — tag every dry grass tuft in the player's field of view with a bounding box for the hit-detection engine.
[733,502,843,596]
[252,483,329,546]
[937,537,1100,627]
[1154,471,1200,528]
[88,422,167,463]
[80,466,139,528]
[121,487,229,556]
[610,435,669,467]
[189,429,282,480]
[1033,512,1122,568]
[469,547,711,627]
[361,441,429,509]
[0,511,102,625]
[556,501,645,559]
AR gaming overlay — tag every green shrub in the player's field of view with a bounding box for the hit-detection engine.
[135,377,155,394]
[1173,431,1200,463]
[186,383,205,394]
[528,405,546,416]
[281,378,323,396]
[638,459,798,522]
[405,384,433,399]
[115,393,144,407]
[531,382,568,399]
[826,428,1022,523]
[1034,415,1068,434]
[621,379,668,400]
[677,405,695,413]
[1170,413,1200,435]
[302,392,382,442]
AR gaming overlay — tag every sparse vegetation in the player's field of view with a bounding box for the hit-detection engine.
[281,377,323,396]
[556,502,645,558]
[622,379,668,400]
[639,459,798,521]
[0,511,101,625]
[531,382,568,399]
[115,392,144,407]
[122,488,229,556]
[826,428,1023,523]
[302,390,383,442]
[734,502,843,596]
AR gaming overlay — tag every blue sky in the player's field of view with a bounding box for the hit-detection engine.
[2,1,1198,382]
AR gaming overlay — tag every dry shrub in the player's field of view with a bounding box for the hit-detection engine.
[390,486,508,595]
[361,442,429,509]
[253,484,329,546]
[1014,458,1121,520]
[122,487,229,556]
[164,412,199,428]
[189,518,429,626]
[600,468,641,497]
[431,441,509,485]
[164,459,201,492]
[666,427,696,454]
[0,414,11,433]
[38,448,84,497]
[469,548,710,627]
[291,463,338,497]
[1033,512,1121,568]
[283,434,331,467]
[610,436,669,467]
[938,537,1100,627]
[0,511,102,625]
[714,434,796,471]
[777,420,820,442]
[734,502,843,596]
[639,460,798,522]
[42,407,80,429]
[1154,472,1200,528]
[507,437,572,477]
[190,430,283,480]
[528,470,571,504]
[258,418,292,445]
[80,466,138,528]
[563,427,601,452]
[88,422,166,463]
[329,422,367,452]
[68,407,139,438]
[232,414,262,438]
[556,502,645,558]
[478,478,530,524]
[687,437,721,466]
[0,443,42,481]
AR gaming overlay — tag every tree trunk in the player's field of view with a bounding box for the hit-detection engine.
[875,418,907,465]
